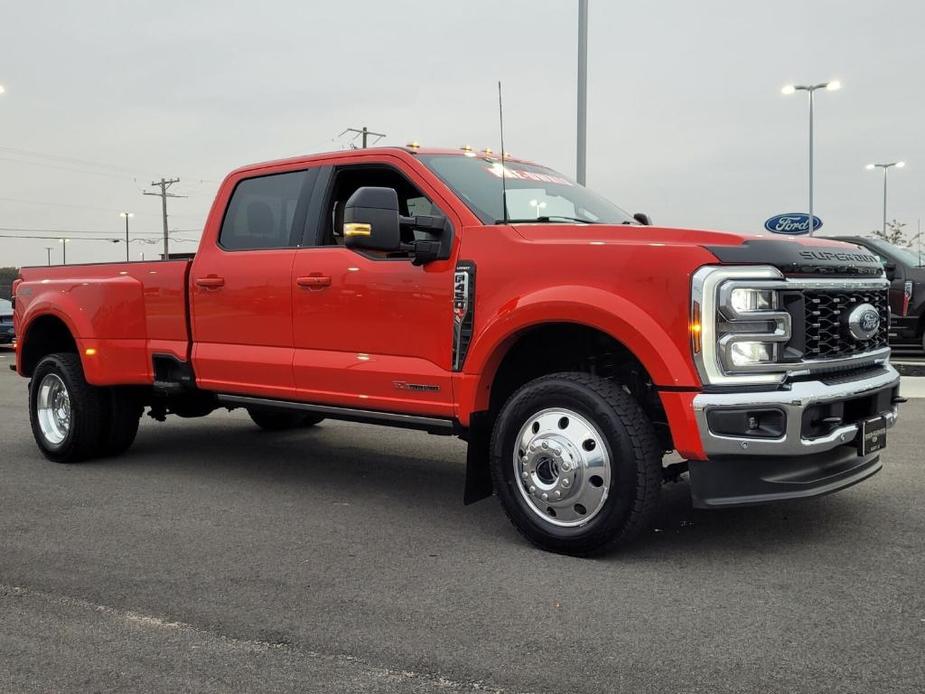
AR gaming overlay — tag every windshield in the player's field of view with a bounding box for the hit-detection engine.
[418,154,634,225]
[862,238,925,268]
[0,299,11,312]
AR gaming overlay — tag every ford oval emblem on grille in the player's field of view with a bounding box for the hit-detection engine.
[846,303,881,341]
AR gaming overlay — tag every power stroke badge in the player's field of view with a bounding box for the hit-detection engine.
[453,261,476,371]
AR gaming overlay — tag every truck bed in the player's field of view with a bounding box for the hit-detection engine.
[15,260,192,385]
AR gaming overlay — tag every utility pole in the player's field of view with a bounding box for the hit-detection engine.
[143,178,185,260]
[59,238,69,265]
[44,246,53,266]
[120,212,134,262]
[576,0,589,185]
[338,127,386,148]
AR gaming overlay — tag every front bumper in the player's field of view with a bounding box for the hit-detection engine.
[689,365,900,508]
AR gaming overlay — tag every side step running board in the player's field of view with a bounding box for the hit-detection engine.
[216,394,457,435]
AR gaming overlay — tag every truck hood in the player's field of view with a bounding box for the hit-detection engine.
[510,224,884,278]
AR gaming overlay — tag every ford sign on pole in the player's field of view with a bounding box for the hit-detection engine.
[764,213,822,235]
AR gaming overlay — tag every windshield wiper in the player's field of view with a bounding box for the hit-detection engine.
[495,215,596,224]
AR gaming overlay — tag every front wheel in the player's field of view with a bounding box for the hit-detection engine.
[490,372,662,555]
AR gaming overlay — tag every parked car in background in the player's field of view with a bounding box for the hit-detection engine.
[0,298,14,345]
[831,236,925,351]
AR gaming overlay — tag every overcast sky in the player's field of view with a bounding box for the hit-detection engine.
[1,0,923,266]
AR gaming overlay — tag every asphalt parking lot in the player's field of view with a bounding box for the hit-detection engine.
[1,350,923,693]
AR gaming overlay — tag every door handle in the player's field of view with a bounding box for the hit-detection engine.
[195,275,225,288]
[296,275,332,289]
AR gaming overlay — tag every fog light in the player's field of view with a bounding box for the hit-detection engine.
[729,341,774,367]
[707,408,786,438]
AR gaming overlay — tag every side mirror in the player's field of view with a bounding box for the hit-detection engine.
[884,262,897,281]
[633,212,652,226]
[343,187,402,252]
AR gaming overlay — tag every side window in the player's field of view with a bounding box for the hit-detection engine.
[219,169,316,250]
[320,166,443,247]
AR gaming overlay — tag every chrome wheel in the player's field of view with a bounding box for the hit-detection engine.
[36,373,71,446]
[513,408,611,527]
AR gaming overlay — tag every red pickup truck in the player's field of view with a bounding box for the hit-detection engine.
[12,146,902,554]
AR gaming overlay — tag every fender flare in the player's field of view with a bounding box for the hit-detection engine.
[18,301,88,376]
[463,285,698,412]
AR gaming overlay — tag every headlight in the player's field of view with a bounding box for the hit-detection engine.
[692,266,791,386]
[729,287,775,313]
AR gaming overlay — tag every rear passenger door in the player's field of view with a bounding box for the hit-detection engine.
[191,167,318,399]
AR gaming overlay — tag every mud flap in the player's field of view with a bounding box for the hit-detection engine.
[464,410,493,504]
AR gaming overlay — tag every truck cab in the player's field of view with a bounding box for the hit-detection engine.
[12,146,902,555]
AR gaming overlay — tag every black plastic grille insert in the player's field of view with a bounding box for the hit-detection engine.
[802,288,889,360]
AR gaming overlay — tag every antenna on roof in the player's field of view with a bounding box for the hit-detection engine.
[498,81,509,224]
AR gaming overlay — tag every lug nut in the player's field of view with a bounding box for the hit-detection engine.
[541,492,548,500]
[554,490,561,498]
[561,462,571,472]
[529,485,536,493]
[521,471,529,480]
[562,479,570,488]
[542,441,549,449]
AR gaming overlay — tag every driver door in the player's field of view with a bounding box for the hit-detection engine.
[290,160,457,417]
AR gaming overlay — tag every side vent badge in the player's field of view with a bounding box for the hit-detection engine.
[453,261,476,371]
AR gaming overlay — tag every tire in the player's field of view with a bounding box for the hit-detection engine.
[101,388,143,456]
[247,408,324,431]
[490,372,662,556]
[29,353,107,463]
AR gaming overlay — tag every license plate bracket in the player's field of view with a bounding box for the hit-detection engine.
[859,415,887,456]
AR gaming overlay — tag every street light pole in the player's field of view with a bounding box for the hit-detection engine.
[576,0,589,186]
[808,89,814,231]
[781,80,841,236]
[866,161,905,235]
[120,212,134,262]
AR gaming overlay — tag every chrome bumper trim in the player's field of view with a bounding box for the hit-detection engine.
[693,365,900,457]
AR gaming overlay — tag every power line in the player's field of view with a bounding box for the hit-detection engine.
[0,144,220,183]
[0,233,198,243]
[0,156,139,180]
[0,195,205,218]
[0,145,140,174]
[0,227,202,241]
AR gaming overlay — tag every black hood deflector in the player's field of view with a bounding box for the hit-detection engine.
[705,239,884,278]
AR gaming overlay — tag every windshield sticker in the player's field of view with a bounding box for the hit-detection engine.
[484,163,573,186]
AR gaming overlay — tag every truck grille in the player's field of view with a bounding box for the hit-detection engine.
[803,288,889,360]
